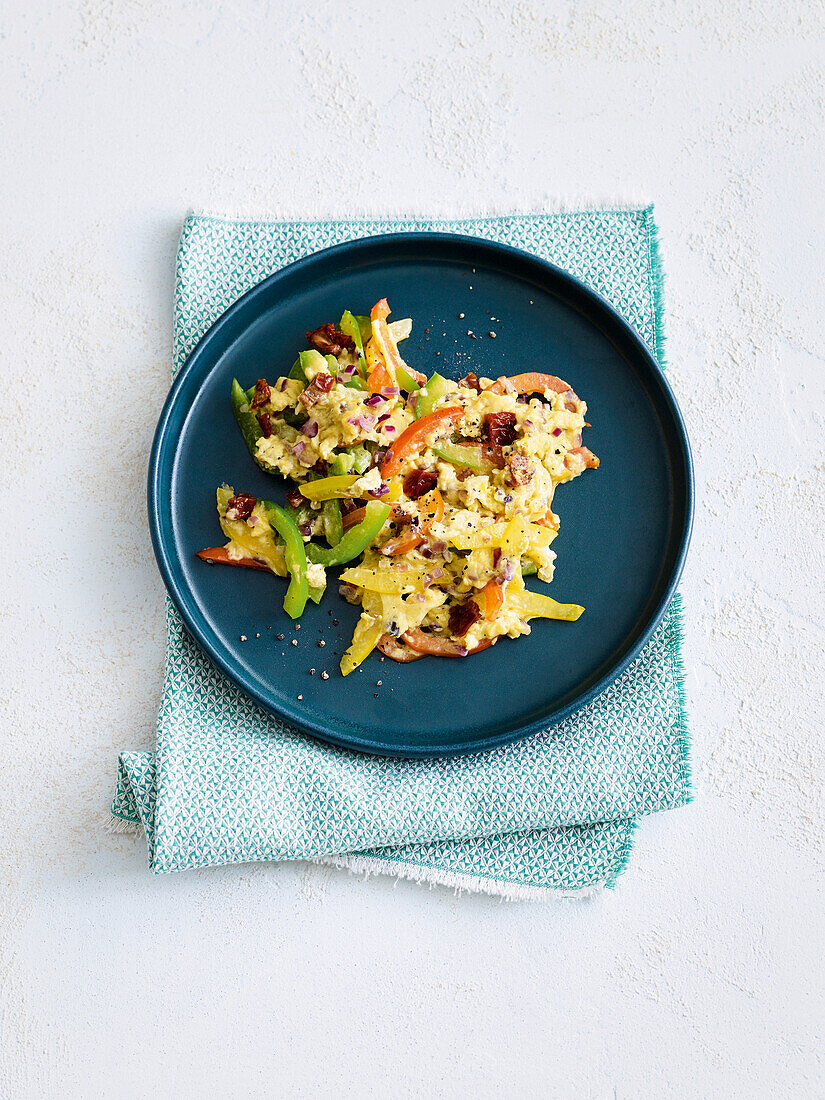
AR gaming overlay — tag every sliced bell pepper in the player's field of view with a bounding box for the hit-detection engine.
[415,372,451,418]
[402,629,494,657]
[487,372,571,396]
[431,442,483,470]
[259,501,309,619]
[340,613,385,676]
[230,379,279,474]
[322,499,344,547]
[417,487,444,528]
[367,359,394,395]
[480,579,504,620]
[196,546,275,573]
[339,309,367,375]
[343,502,406,530]
[369,298,426,390]
[299,349,328,379]
[288,356,307,382]
[299,474,361,501]
[380,406,465,478]
[377,634,424,662]
[509,590,584,621]
[338,564,426,593]
[381,530,423,556]
[306,501,391,567]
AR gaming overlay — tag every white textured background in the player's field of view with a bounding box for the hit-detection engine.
[2,1,824,1096]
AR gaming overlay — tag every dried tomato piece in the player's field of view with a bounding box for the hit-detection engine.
[483,411,518,447]
[257,411,273,438]
[225,493,256,521]
[507,453,533,486]
[311,459,328,475]
[403,469,439,499]
[458,372,481,392]
[306,323,355,356]
[250,378,271,410]
[299,385,320,410]
[299,371,335,410]
[448,599,481,637]
[285,487,304,509]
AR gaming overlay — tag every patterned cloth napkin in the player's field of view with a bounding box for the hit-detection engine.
[111,208,691,899]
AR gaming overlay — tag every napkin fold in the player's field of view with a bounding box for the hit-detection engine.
[111,208,691,898]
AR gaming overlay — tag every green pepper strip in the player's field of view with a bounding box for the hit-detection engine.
[339,310,367,376]
[322,499,344,547]
[288,356,306,382]
[308,585,325,604]
[520,558,538,576]
[300,474,361,501]
[231,379,280,474]
[231,378,262,456]
[415,372,451,418]
[395,362,422,394]
[431,442,483,470]
[306,501,391,567]
[260,501,309,619]
[355,315,372,347]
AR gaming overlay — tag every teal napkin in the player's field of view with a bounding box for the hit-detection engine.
[111,208,691,898]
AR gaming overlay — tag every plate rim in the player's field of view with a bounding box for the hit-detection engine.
[148,230,694,758]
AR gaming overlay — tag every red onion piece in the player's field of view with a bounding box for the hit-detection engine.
[300,420,319,438]
[552,427,562,437]
[364,393,385,407]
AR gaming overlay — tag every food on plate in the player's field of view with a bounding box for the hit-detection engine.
[197,299,599,674]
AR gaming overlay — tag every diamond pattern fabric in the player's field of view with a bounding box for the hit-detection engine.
[111,208,690,896]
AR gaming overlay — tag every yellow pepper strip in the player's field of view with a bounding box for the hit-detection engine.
[385,477,402,503]
[339,566,428,594]
[448,522,508,550]
[450,520,554,552]
[341,613,385,676]
[299,474,361,501]
[218,511,288,577]
[510,590,584,621]
[501,515,531,557]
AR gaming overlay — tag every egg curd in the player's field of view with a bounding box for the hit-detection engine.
[197,300,599,674]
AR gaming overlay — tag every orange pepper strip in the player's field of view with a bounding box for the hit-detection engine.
[487,372,571,396]
[370,298,427,386]
[417,487,444,529]
[382,530,424,556]
[480,579,504,620]
[381,406,465,478]
[196,547,274,573]
[367,359,394,395]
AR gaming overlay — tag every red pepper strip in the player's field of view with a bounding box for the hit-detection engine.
[487,372,571,396]
[196,547,273,572]
[480,579,504,621]
[402,629,494,657]
[370,298,427,386]
[381,406,465,478]
[377,634,424,662]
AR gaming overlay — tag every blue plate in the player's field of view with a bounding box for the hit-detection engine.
[149,233,693,757]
